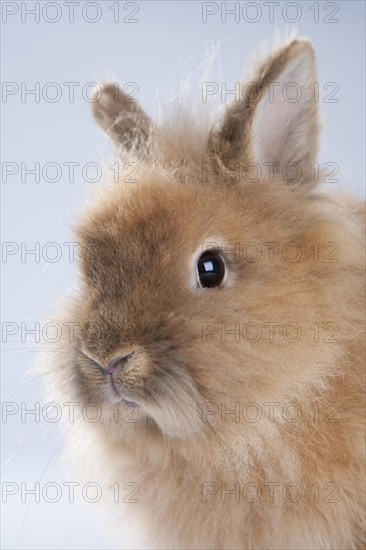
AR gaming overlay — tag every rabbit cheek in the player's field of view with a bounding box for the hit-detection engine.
[70,357,106,407]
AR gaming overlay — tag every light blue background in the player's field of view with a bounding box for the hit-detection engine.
[1,1,365,548]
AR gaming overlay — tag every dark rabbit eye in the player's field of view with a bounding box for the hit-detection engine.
[197,250,225,288]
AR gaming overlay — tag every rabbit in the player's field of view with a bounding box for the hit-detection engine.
[42,37,365,549]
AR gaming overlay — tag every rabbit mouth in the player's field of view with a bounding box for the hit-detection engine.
[106,373,138,406]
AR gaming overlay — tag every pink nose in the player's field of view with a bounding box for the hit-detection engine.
[105,353,133,374]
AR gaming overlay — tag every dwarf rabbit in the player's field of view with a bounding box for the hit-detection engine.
[43,38,365,549]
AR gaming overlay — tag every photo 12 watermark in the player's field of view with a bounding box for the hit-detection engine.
[201,2,340,24]
[1,1,140,24]
[1,160,139,184]
[2,480,139,504]
[202,480,340,504]
[1,81,139,104]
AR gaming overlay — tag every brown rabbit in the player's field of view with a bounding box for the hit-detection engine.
[42,38,365,549]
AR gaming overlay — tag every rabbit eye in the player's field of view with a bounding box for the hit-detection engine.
[196,250,225,288]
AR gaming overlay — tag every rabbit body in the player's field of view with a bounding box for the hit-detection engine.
[44,39,365,549]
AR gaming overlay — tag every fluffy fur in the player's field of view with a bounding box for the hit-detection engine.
[42,38,365,549]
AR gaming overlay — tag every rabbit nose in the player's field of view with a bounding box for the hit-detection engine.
[106,353,133,374]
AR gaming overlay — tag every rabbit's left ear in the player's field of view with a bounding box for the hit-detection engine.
[209,39,319,184]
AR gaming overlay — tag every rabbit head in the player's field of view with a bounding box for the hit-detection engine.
[55,39,362,461]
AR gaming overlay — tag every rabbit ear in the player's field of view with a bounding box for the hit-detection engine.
[209,39,319,184]
[92,83,153,153]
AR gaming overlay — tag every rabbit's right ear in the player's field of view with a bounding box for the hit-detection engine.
[208,39,319,184]
[92,83,153,154]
